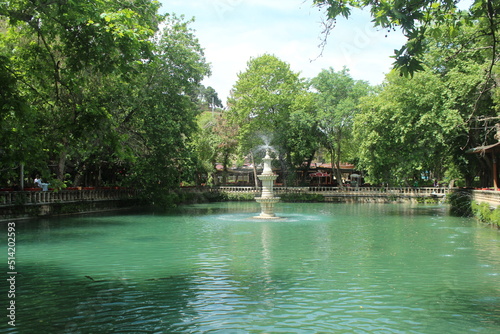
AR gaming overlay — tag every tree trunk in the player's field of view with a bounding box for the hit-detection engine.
[222,166,228,185]
[479,155,492,188]
[278,152,288,187]
[19,163,24,190]
[73,172,83,187]
[98,165,102,186]
[301,151,315,185]
[222,151,230,185]
[57,149,67,181]
[335,129,344,188]
[212,170,218,186]
[210,158,218,186]
[330,143,343,189]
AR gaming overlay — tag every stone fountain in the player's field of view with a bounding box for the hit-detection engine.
[254,149,281,219]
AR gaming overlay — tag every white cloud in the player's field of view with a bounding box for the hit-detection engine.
[159,0,406,104]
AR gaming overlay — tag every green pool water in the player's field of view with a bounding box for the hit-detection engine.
[1,202,499,333]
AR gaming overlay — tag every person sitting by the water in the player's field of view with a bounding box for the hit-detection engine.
[34,176,42,188]
[34,176,49,191]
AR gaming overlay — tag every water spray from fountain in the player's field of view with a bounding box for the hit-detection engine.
[254,133,279,156]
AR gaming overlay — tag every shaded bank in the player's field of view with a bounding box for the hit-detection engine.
[448,189,500,228]
[0,189,141,221]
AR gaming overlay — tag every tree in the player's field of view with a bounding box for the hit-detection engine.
[227,54,308,186]
[311,67,371,187]
[354,68,468,186]
[0,52,43,187]
[1,0,162,184]
[311,0,499,79]
[124,15,210,197]
[425,25,498,186]
[412,18,498,187]
[287,90,322,184]
[196,85,224,111]
[1,3,211,201]
[313,0,500,187]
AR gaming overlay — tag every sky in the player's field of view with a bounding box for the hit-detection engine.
[158,0,408,104]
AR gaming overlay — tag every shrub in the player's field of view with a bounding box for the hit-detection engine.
[471,201,500,227]
[279,193,324,202]
[489,207,500,227]
[224,192,255,201]
[202,191,227,202]
[415,197,440,204]
[448,189,473,217]
[471,201,492,223]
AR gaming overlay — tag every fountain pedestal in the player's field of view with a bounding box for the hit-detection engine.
[254,150,280,219]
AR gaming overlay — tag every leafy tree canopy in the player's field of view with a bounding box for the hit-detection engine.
[311,67,371,186]
[353,17,497,186]
[312,0,499,78]
[196,85,224,110]
[227,54,321,186]
[0,1,211,200]
[228,54,305,154]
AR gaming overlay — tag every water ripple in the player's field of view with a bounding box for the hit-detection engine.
[2,203,499,333]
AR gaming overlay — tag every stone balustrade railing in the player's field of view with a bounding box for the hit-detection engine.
[215,186,500,207]
[471,190,500,207]
[0,188,139,206]
[216,186,451,197]
[3,186,499,209]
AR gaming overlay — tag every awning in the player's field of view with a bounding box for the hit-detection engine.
[310,172,330,177]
